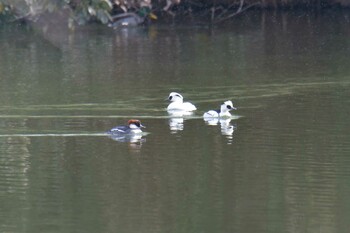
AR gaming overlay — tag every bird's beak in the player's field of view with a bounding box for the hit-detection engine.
[232,106,237,110]
[141,124,146,128]
[149,12,158,20]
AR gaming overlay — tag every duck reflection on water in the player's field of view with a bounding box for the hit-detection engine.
[108,133,146,144]
[167,110,195,133]
[107,133,146,152]
[169,117,184,132]
[204,117,237,136]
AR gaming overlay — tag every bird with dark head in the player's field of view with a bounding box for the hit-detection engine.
[108,119,145,135]
[109,6,157,28]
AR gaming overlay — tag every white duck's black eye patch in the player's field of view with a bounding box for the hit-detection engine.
[169,96,173,100]
[227,105,232,109]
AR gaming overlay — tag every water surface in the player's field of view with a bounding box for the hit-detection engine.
[1,11,350,233]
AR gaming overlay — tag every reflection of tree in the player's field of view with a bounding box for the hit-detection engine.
[0,118,31,231]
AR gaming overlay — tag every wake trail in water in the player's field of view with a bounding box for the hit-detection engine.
[0,133,108,137]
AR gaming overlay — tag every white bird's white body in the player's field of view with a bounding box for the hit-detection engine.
[167,92,197,112]
[203,100,236,118]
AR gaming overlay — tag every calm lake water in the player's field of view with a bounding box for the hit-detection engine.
[1,10,350,233]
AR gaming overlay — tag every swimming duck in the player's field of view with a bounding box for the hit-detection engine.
[107,119,145,135]
[167,92,197,111]
[203,100,236,118]
[108,7,157,28]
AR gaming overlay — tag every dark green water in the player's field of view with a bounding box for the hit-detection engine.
[1,11,350,233]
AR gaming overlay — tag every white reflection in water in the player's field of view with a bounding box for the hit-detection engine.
[108,133,146,143]
[169,117,184,132]
[203,117,237,143]
[108,133,146,152]
[167,110,194,133]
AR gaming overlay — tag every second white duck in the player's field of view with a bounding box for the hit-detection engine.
[203,100,236,118]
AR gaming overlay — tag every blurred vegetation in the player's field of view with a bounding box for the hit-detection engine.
[0,0,114,24]
[0,0,349,26]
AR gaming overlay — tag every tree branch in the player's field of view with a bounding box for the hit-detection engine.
[213,1,260,24]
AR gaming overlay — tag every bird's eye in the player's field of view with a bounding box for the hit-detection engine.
[169,96,173,100]
[227,105,232,109]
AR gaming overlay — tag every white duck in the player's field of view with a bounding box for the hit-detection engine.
[203,100,236,118]
[167,92,197,112]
